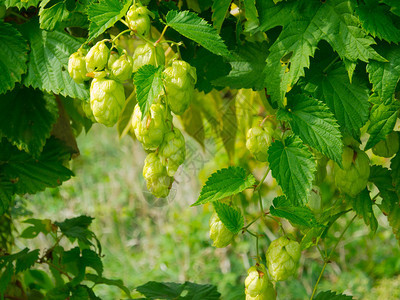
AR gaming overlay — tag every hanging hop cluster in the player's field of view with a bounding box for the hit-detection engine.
[68,1,197,198]
[334,146,370,197]
[68,40,135,127]
[266,236,301,281]
[245,264,276,300]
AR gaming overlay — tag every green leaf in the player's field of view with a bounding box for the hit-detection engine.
[192,167,256,206]
[213,42,269,90]
[213,201,244,234]
[279,94,343,164]
[82,249,103,276]
[365,95,400,150]
[308,63,370,139]
[270,196,320,228]
[135,281,221,300]
[86,274,131,297]
[87,0,132,42]
[382,0,400,16]
[314,291,354,299]
[70,285,89,300]
[367,45,400,105]
[0,137,74,198]
[46,284,70,300]
[268,135,316,206]
[301,227,324,250]
[243,0,259,32]
[4,0,40,9]
[0,174,14,215]
[20,218,53,239]
[166,10,230,57]
[370,165,398,213]
[15,249,40,273]
[20,20,89,100]
[55,215,94,245]
[134,65,163,119]
[356,0,400,43]
[39,0,70,31]
[0,21,28,94]
[346,189,378,232]
[211,0,231,32]
[0,88,58,157]
[257,0,297,32]
[262,0,384,105]
[0,262,14,295]
[391,150,400,198]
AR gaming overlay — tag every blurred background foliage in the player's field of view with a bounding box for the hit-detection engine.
[9,122,400,299]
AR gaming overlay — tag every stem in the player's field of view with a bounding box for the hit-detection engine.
[45,261,72,281]
[9,11,29,22]
[245,229,260,262]
[258,190,264,216]
[322,56,340,74]
[111,29,132,43]
[155,25,169,44]
[242,216,261,230]
[120,19,130,28]
[310,214,356,300]
[254,167,270,191]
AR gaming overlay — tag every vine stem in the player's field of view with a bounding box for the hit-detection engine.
[254,166,270,192]
[322,56,340,74]
[155,25,169,45]
[245,229,260,262]
[111,29,132,43]
[310,214,357,300]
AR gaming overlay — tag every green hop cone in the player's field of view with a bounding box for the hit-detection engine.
[245,264,276,300]
[372,131,399,158]
[131,103,170,150]
[143,152,172,198]
[163,60,197,115]
[68,49,90,84]
[334,147,370,197]
[246,126,273,162]
[132,43,165,73]
[126,2,152,36]
[209,212,235,248]
[108,50,134,82]
[81,100,96,123]
[85,41,110,72]
[90,77,125,127]
[266,236,301,281]
[159,127,186,176]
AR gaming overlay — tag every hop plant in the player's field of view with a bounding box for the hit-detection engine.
[68,48,90,84]
[108,50,133,82]
[143,152,172,198]
[245,264,276,300]
[163,60,197,115]
[372,131,399,158]
[334,146,370,197]
[90,76,125,127]
[85,41,110,72]
[159,127,186,176]
[131,103,170,150]
[246,126,274,162]
[81,100,96,123]
[266,236,301,281]
[132,43,165,73]
[126,2,152,36]
[209,212,235,248]
[308,186,322,213]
